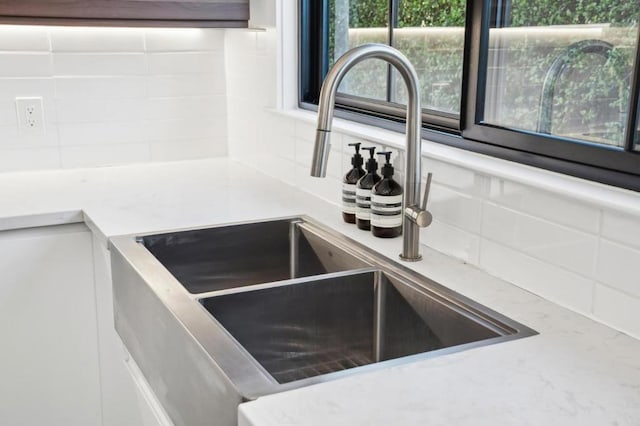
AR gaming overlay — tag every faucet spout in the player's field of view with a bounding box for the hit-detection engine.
[310,43,430,261]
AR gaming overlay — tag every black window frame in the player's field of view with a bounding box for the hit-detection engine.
[299,0,640,191]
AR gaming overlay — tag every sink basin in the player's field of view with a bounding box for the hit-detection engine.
[110,216,536,426]
[140,218,369,293]
[201,269,506,384]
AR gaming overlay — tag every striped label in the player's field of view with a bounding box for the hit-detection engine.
[355,187,373,220]
[342,183,357,214]
[371,194,403,228]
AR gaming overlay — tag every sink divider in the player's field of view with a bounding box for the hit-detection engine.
[289,218,304,279]
[193,267,381,300]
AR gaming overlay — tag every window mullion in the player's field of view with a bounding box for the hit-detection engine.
[461,0,489,131]
[624,28,640,151]
[386,0,398,103]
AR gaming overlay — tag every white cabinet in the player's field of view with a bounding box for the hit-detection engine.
[0,224,101,426]
[0,223,170,426]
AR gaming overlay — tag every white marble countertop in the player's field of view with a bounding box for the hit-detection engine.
[1,158,638,426]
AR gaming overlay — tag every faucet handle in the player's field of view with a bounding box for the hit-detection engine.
[421,172,432,211]
[405,172,433,228]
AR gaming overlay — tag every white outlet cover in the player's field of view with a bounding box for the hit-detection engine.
[15,97,45,135]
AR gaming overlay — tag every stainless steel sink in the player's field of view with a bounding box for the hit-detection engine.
[140,218,369,293]
[110,216,536,426]
[201,269,508,384]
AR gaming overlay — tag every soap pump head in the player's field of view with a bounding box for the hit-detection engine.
[348,142,364,169]
[378,151,394,178]
[361,146,378,172]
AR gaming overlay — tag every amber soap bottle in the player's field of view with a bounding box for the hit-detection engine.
[371,151,403,238]
[342,142,366,224]
[355,147,382,230]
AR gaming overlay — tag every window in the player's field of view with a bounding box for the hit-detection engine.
[300,0,640,190]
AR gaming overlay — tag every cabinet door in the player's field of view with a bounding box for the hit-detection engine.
[0,224,101,426]
[0,0,249,27]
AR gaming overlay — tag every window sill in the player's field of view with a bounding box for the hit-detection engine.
[269,107,640,215]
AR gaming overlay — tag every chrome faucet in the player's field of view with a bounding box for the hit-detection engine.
[310,43,432,261]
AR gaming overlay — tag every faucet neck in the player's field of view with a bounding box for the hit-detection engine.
[311,43,424,261]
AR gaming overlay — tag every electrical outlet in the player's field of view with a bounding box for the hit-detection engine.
[15,97,45,134]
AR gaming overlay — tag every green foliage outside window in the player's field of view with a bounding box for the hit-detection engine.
[326,0,637,145]
[342,0,637,27]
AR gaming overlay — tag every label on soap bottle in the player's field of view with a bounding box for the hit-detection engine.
[342,183,357,214]
[370,194,403,228]
[355,187,373,220]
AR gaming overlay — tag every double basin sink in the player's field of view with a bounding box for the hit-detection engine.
[110,217,535,426]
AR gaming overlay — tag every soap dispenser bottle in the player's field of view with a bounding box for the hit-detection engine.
[371,151,403,238]
[342,142,366,224]
[355,146,382,230]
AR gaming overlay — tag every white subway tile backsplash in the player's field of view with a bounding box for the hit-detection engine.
[225,53,259,103]
[146,117,226,142]
[294,137,342,179]
[56,98,147,124]
[150,139,225,161]
[58,122,148,146]
[423,158,477,194]
[144,29,224,52]
[594,284,640,339]
[329,136,346,178]
[147,74,224,98]
[0,26,50,51]
[0,26,226,171]
[0,124,59,148]
[294,120,317,144]
[294,164,342,206]
[52,53,147,76]
[596,240,640,298]
[255,53,277,108]
[55,77,147,99]
[482,202,598,275]
[429,183,482,233]
[0,147,60,171]
[227,128,250,160]
[0,78,55,99]
[294,137,314,166]
[601,210,640,250]
[264,114,295,140]
[50,27,144,52]
[224,30,258,55]
[339,151,352,178]
[480,239,594,314]
[273,135,296,162]
[227,117,257,159]
[489,179,601,233]
[0,53,52,77]
[146,96,225,121]
[254,155,295,184]
[254,29,273,54]
[421,220,481,265]
[0,125,19,146]
[0,100,16,126]
[148,52,222,75]
[60,143,150,168]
